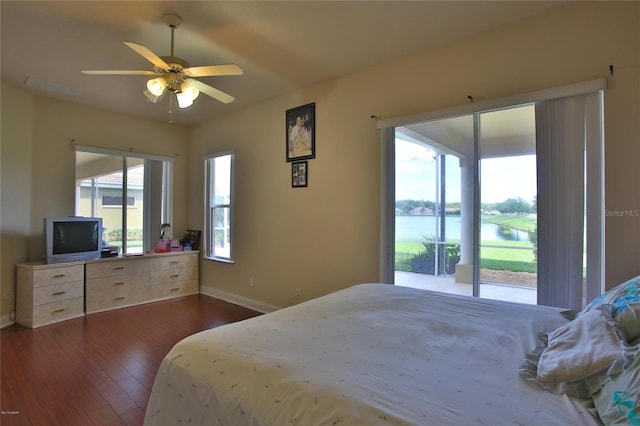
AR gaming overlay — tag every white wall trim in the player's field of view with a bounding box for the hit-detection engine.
[73,143,176,163]
[1,313,15,329]
[199,287,280,314]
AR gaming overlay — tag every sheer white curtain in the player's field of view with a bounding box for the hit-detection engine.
[144,159,172,252]
[380,127,395,284]
[536,92,604,310]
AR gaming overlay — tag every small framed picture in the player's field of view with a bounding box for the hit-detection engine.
[181,229,201,251]
[292,161,308,188]
[286,103,315,162]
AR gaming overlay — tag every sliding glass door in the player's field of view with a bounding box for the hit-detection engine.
[386,80,605,309]
[394,115,473,297]
[477,106,537,303]
[394,106,538,304]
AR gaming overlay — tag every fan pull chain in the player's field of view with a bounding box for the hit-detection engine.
[167,95,175,124]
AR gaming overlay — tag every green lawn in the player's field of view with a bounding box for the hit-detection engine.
[482,215,536,232]
[396,240,537,273]
[396,214,537,273]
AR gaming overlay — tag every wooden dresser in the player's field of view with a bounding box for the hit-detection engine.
[16,251,199,327]
[147,253,199,300]
[16,262,85,328]
[85,256,150,314]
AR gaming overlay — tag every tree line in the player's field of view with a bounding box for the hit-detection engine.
[396,197,536,214]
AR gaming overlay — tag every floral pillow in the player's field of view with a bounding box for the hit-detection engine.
[593,346,640,425]
[582,276,640,341]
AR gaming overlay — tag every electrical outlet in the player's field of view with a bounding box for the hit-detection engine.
[296,288,301,298]
[249,277,254,287]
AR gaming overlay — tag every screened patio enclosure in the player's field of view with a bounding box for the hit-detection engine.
[394,105,538,303]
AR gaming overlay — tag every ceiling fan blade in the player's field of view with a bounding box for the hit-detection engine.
[81,70,161,76]
[186,78,235,104]
[183,65,244,78]
[123,41,169,70]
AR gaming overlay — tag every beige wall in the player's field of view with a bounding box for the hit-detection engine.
[189,1,640,306]
[1,2,639,325]
[0,85,190,325]
[1,83,34,325]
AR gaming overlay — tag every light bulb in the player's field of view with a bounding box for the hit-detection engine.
[146,77,166,96]
[182,83,199,101]
[176,91,194,108]
[176,82,200,108]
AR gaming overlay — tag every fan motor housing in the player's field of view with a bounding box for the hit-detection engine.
[159,56,190,73]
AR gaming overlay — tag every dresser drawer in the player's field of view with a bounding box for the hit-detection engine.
[149,266,198,284]
[86,258,148,279]
[33,280,83,306]
[32,265,84,288]
[86,289,148,312]
[85,272,148,313]
[147,253,198,271]
[149,279,198,300]
[32,297,84,327]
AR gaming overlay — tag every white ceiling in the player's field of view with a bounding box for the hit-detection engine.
[1,1,562,126]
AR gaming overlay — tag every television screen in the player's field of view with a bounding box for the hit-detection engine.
[53,220,100,254]
[45,216,103,263]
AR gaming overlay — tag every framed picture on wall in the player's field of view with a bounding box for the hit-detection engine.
[181,229,201,251]
[292,161,308,188]
[286,103,315,162]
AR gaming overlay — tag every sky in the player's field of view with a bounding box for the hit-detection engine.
[395,140,537,204]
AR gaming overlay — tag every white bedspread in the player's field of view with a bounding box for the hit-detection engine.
[144,283,600,425]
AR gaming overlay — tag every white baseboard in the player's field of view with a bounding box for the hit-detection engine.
[200,287,280,314]
[1,312,15,329]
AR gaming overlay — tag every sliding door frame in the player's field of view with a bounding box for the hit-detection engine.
[379,78,606,305]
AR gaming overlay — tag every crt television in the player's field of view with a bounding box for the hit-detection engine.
[44,216,103,264]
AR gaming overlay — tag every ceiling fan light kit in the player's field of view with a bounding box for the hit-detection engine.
[81,13,242,110]
[147,77,167,97]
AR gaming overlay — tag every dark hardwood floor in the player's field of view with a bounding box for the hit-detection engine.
[1,294,261,425]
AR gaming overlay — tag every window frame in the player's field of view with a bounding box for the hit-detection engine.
[203,150,235,263]
[73,144,174,255]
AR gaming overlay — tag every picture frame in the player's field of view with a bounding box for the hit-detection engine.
[286,102,315,162]
[291,161,308,188]
[181,229,201,251]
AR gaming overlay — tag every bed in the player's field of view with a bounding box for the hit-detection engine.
[144,282,640,425]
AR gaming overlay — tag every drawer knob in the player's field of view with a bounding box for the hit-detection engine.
[170,261,180,265]
[53,274,67,278]
[113,282,125,286]
[170,274,180,279]
[114,296,125,301]
[52,291,67,296]
[113,266,125,270]
[170,287,180,292]
[52,308,66,314]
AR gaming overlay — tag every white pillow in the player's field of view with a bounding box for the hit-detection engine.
[521,307,632,398]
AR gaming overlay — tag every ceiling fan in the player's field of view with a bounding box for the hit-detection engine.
[81,13,243,109]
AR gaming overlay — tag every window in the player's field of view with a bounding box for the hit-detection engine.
[75,147,173,255]
[204,151,234,262]
[102,195,136,207]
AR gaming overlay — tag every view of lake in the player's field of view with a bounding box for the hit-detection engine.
[396,215,531,242]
